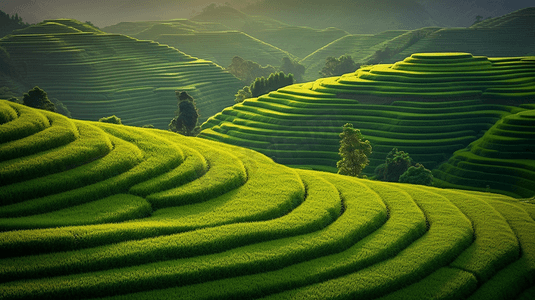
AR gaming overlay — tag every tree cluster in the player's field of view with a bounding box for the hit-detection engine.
[235,71,294,103]
[99,115,122,124]
[22,86,56,113]
[169,91,200,136]
[374,148,433,186]
[279,57,305,82]
[227,56,276,85]
[337,123,372,177]
[0,10,29,38]
[227,56,305,86]
[320,55,359,78]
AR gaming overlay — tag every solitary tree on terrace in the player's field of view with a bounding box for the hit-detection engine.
[169,91,200,136]
[337,123,372,177]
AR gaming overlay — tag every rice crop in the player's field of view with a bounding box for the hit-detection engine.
[199,53,534,181]
[0,20,243,129]
[0,101,534,299]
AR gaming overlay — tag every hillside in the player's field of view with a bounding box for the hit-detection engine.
[0,19,243,129]
[199,53,535,197]
[390,8,535,63]
[103,14,346,69]
[243,0,441,34]
[434,108,535,198]
[1,100,534,299]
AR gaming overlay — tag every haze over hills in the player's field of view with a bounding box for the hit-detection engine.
[0,19,243,129]
[2,0,533,30]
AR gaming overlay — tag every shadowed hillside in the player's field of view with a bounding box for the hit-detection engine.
[1,100,534,299]
[0,19,243,129]
[390,8,535,63]
[200,53,535,197]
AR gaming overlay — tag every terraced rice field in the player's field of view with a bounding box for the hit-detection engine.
[154,31,297,68]
[391,8,535,62]
[199,53,535,179]
[1,100,534,299]
[434,108,535,198]
[0,19,243,129]
[299,29,431,82]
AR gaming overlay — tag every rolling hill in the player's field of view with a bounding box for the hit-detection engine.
[199,52,535,197]
[390,8,535,63]
[1,100,534,299]
[0,19,243,129]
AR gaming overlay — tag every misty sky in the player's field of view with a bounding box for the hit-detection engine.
[0,0,532,28]
[0,0,256,27]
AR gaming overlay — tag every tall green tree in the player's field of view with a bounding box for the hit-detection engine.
[22,86,56,112]
[169,91,200,136]
[337,123,372,177]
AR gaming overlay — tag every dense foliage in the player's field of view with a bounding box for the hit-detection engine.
[227,56,276,85]
[22,86,56,113]
[320,55,359,77]
[235,71,295,103]
[399,163,434,186]
[0,10,29,38]
[169,91,200,136]
[99,115,123,125]
[337,123,372,177]
[279,57,305,82]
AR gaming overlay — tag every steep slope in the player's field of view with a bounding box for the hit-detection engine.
[200,53,535,180]
[1,101,534,299]
[0,19,243,129]
[391,8,535,62]
[434,107,535,198]
[153,31,297,69]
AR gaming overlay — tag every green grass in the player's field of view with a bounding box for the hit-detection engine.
[0,101,534,299]
[200,53,532,177]
[0,20,243,129]
[434,109,535,197]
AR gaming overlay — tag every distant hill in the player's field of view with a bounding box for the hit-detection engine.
[104,19,298,70]
[200,52,535,198]
[0,19,243,129]
[104,7,349,68]
[389,8,535,63]
[243,0,441,34]
[419,0,533,27]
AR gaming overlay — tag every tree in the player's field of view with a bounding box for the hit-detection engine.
[320,55,359,78]
[383,148,413,182]
[280,57,305,82]
[337,123,372,177]
[227,56,276,85]
[169,91,200,136]
[234,85,252,103]
[22,86,56,112]
[399,163,434,186]
[99,115,122,124]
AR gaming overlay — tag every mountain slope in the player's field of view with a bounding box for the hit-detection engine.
[389,8,535,63]
[199,53,535,197]
[0,19,243,129]
[0,100,534,299]
[243,0,441,34]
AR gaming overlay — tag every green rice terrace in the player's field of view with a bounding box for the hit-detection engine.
[0,100,534,299]
[199,52,535,197]
[0,19,243,129]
